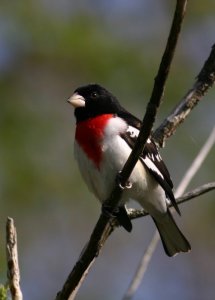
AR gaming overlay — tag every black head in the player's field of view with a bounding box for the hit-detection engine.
[68,84,124,122]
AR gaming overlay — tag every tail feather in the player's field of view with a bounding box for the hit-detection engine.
[153,209,191,257]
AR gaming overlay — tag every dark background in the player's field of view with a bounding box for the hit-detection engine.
[0,1,214,299]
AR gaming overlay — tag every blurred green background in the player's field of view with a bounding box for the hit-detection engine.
[0,1,215,299]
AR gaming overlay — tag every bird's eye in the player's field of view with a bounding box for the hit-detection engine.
[91,92,98,99]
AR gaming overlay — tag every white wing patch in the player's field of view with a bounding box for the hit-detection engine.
[127,126,152,145]
[147,152,162,162]
[126,126,163,179]
[141,156,164,180]
[127,126,139,138]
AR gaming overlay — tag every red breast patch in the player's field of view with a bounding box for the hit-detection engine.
[75,114,113,169]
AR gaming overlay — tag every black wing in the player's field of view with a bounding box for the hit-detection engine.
[118,111,180,215]
[141,141,180,215]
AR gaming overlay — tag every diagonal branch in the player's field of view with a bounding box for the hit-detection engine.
[55,1,188,299]
[175,125,215,197]
[153,44,215,147]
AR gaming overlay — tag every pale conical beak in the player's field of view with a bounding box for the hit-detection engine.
[67,93,85,108]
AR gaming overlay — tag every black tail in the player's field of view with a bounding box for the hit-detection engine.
[153,209,191,257]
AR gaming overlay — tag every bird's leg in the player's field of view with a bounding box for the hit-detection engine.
[101,172,133,231]
[102,204,119,218]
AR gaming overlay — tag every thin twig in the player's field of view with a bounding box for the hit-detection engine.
[123,126,215,300]
[127,182,215,220]
[55,2,187,299]
[175,125,215,197]
[6,217,23,300]
[176,182,215,203]
[122,231,160,300]
[153,44,215,147]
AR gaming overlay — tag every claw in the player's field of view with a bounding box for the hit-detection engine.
[116,171,132,189]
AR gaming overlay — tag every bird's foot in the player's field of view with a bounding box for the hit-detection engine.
[102,204,119,218]
[101,204,132,232]
[116,171,132,190]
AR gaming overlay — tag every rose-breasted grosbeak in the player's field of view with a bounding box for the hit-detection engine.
[68,83,191,257]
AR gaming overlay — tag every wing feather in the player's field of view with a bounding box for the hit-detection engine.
[119,113,180,215]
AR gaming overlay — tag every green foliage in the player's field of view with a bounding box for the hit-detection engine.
[0,285,8,300]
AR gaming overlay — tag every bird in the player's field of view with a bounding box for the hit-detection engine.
[68,83,191,257]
